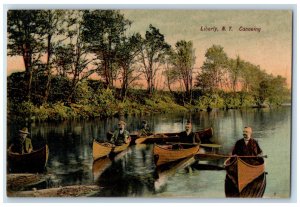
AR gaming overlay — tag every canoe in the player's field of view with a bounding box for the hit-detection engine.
[153,143,200,166]
[136,127,213,144]
[92,139,130,161]
[7,145,49,173]
[224,156,266,197]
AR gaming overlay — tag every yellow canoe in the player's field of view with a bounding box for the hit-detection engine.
[92,139,130,161]
[153,143,200,166]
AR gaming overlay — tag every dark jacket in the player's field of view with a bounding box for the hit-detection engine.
[139,127,152,137]
[110,130,130,145]
[232,138,262,156]
[10,137,33,154]
[179,131,201,144]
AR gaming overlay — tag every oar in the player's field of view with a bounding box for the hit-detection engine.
[166,142,222,148]
[195,153,268,160]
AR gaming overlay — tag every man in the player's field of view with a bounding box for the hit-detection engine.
[110,120,131,145]
[138,120,152,137]
[10,127,33,154]
[232,126,262,156]
[179,122,200,144]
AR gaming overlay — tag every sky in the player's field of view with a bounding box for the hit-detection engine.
[121,10,292,88]
[7,10,293,88]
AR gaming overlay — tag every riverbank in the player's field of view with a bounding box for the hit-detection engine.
[8,88,289,123]
[7,173,101,197]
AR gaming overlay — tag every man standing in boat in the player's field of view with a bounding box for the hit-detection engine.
[9,127,33,154]
[232,126,262,158]
[110,120,131,146]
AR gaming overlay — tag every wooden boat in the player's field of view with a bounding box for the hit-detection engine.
[7,145,49,173]
[153,143,200,166]
[135,127,213,144]
[224,156,266,197]
[92,139,130,161]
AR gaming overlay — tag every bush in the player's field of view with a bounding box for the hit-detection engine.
[197,94,224,109]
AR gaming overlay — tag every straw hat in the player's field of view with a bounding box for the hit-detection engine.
[19,127,30,134]
[118,120,126,125]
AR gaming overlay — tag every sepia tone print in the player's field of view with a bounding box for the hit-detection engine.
[6,9,292,198]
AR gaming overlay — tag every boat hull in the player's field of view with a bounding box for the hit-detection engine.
[92,140,130,161]
[224,157,266,197]
[7,145,49,173]
[136,128,213,144]
[225,172,267,197]
[153,144,200,166]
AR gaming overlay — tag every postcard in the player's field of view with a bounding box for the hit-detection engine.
[6,8,293,199]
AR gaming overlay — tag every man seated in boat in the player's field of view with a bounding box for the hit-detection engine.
[110,120,131,146]
[9,127,33,154]
[171,122,200,149]
[138,120,152,137]
[179,122,201,144]
[231,126,262,163]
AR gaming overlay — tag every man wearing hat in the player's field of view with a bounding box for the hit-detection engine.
[10,127,33,154]
[110,121,131,145]
[138,120,152,137]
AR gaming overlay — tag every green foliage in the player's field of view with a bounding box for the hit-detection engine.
[139,24,171,94]
[7,9,291,122]
[197,94,224,109]
[144,93,187,113]
[198,45,229,93]
[93,88,118,117]
[239,92,256,107]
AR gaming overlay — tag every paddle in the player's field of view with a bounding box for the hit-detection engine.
[195,153,268,160]
[165,142,222,148]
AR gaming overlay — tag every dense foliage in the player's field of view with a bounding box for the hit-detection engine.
[7,10,291,122]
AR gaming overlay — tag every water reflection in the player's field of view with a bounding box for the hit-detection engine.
[7,106,291,197]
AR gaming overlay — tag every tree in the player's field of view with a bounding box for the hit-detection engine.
[52,11,97,103]
[138,24,171,95]
[172,40,196,101]
[199,45,228,93]
[115,34,143,100]
[258,75,289,106]
[7,10,47,101]
[40,10,67,103]
[227,55,244,93]
[81,10,132,88]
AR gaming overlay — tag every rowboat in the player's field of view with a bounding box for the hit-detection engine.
[92,139,130,161]
[7,145,49,173]
[135,127,213,144]
[153,143,200,166]
[224,156,266,197]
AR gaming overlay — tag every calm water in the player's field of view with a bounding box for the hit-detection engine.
[7,106,291,198]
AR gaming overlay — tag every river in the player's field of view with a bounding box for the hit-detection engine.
[7,106,291,198]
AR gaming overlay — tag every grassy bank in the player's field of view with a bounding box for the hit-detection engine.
[8,86,290,123]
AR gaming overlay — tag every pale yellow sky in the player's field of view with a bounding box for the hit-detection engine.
[122,10,292,87]
[7,10,292,87]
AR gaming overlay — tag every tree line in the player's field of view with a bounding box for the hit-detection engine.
[7,10,290,120]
